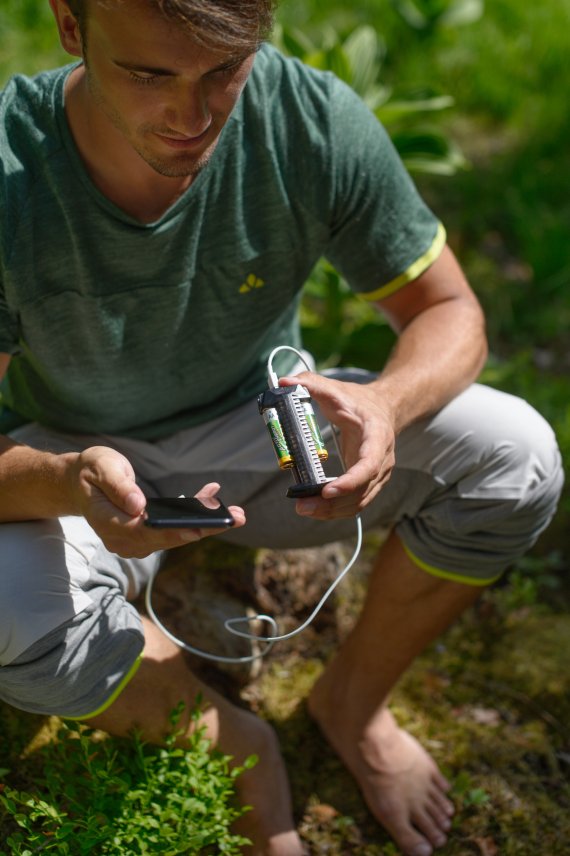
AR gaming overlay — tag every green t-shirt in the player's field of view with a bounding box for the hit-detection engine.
[0,43,442,440]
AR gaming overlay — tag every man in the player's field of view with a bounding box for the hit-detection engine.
[0,1,563,854]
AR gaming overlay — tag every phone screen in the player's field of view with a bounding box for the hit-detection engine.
[144,496,235,528]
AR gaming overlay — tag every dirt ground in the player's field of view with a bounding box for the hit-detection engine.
[1,533,569,854]
[149,536,570,855]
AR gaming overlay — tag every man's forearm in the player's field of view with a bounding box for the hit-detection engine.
[372,294,488,434]
[0,436,79,521]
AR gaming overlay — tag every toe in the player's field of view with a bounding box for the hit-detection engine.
[430,785,455,818]
[383,809,434,856]
[426,791,453,829]
[411,807,448,851]
[408,845,433,856]
[399,833,434,856]
[433,769,451,792]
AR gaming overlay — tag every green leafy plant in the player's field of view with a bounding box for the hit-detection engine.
[0,0,68,81]
[272,22,465,368]
[273,23,466,177]
[390,0,484,32]
[300,260,397,369]
[496,551,565,612]
[0,702,255,855]
[451,771,491,809]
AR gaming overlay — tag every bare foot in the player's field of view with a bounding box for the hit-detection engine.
[308,674,454,856]
[229,714,306,856]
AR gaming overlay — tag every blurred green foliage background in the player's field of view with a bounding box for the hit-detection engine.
[1,0,568,576]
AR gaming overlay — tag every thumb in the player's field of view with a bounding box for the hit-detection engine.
[83,448,146,517]
[102,468,145,517]
[121,484,146,517]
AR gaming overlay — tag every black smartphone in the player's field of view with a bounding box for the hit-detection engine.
[144,496,235,528]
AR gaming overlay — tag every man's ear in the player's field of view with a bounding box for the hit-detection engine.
[48,0,84,58]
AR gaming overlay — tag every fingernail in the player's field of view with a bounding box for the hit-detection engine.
[125,492,142,515]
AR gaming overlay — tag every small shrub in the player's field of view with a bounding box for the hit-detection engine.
[0,701,255,855]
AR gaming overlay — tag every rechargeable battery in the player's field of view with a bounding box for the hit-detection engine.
[302,401,328,462]
[262,407,294,469]
[258,384,331,498]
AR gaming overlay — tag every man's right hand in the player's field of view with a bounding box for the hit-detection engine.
[68,446,245,558]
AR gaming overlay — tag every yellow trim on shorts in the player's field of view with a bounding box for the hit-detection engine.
[402,542,501,587]
[361,222,447,302]
[63,654,143,721]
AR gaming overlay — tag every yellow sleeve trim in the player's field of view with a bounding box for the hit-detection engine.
[402,542,502,588]
[62,653,143,722]
[361,222,447,302]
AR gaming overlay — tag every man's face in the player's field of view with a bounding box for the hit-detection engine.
[76,0,256,178]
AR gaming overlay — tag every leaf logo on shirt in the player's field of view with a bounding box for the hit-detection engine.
[239,273,265,294]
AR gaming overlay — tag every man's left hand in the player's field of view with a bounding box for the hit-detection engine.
[279,371,395,519]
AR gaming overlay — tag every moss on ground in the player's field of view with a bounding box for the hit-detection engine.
[248,543,570,855]
[1,538,569,854]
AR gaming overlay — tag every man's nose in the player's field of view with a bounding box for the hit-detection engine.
[166,82,211,137]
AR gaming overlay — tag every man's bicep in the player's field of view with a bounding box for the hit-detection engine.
[0,353,12,382]
[375,244,482,334]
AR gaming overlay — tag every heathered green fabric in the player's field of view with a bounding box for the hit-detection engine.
[0,44,440,439]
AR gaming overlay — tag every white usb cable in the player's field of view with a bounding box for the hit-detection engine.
[146,346,362,664]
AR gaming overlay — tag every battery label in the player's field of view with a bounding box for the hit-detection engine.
[262,408,294,469]
[302,403,329,462]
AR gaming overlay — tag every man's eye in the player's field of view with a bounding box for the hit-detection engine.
[215,59,245,78]
[219,64,238,76]
[128,71,159,85]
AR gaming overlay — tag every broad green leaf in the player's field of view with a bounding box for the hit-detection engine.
[342,25,383,96]
[391,128,467,173]
[402,156,464,174]
[440,0,484,27]
[363,83,392,111]
[273,23,316,58]
[390,0,429,30]
[376,94,454,124]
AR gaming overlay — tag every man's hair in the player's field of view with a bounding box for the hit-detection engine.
[66,0,277,52]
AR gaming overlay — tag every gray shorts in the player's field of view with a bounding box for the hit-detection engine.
[0,376,563,717]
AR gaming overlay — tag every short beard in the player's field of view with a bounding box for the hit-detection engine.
[136,147,213,178]
[84,62,215,179]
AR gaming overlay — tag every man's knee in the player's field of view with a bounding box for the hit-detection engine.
[435,385,563,524]
[0,588,144,719]
[396,388,564,582]
[477,392,563,531]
